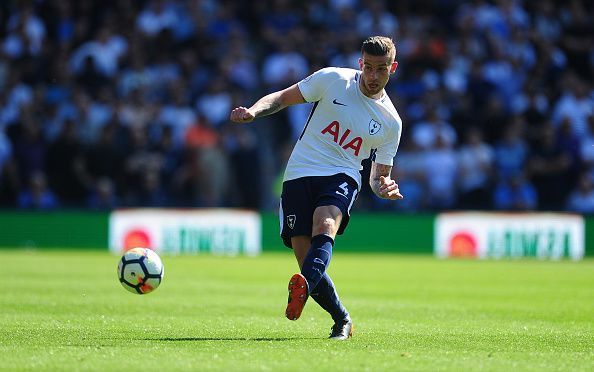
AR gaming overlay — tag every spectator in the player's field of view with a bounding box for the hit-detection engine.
[493,171,538,211]
[173,115,230,207]
[578,115,594,178]
[261,39,309,90]
[566,172,594,213]
[87,177,119,210]
[556,118,582,179]
[220,37,259,92]
[156,125,182,192]
[118,88,155,130]
[54,0,76,47]
[533,0,562,42]
[389,138,426,212]
[552,74,593,136]
[136,0,180,38]
[422,135,458,209]
[158,82,197,147]
[122,126,165,204]
[17,171,59,209]
[2,73,33,127]
[3,5,46,58]
[134,169,169,207]
[85,123,127,192]
[261,0,303,45]
[411,107,457,150]
[513,81,549,125]
[223,124,263,209]
[356,0,398,38]
[457,127,494,210]
[0,0,592,212]
[74,88,115,144]
[45,119,89,205]
[195,76,232,127]
[527,124,574,210]
[0,129,12,175]
[12,120,46,186]
[481,46,524,107]
[69,27,128,78]
[494,122,528,180]
[560,0,594,79]
[204,3,246,40]
[0,156,19,207]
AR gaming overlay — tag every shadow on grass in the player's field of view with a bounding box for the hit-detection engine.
[148,337,318,342]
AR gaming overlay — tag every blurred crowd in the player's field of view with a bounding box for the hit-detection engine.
[0,0,593,213]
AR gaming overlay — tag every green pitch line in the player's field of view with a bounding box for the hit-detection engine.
[0,250,592,371]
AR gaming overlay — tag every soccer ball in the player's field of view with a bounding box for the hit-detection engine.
[117,247,164,294]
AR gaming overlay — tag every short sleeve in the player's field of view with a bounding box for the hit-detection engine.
[373,122,402,166]
[297,68,340,103]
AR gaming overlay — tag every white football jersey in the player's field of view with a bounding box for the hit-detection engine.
[284,67,403,188]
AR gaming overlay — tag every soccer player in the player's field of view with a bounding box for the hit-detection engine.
[230,36,403,340]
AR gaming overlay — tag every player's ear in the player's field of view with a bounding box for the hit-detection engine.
[390,61,398,74]
[358,58,364,71]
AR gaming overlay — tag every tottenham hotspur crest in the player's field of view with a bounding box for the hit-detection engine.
[287,215,296,229]
[369,119,381,135]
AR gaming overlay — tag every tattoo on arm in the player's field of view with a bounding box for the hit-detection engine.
[252,93,283,118]
[248,84,304,120]
[369,163,393,198]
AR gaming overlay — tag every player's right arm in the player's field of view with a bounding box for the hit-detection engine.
[230,84,306,123]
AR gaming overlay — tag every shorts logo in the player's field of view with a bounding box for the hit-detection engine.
[369,119,381,135]
[287,215,296,229]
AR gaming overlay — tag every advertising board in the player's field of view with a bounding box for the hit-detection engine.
[109,209,261,255]
[435,212,584,260]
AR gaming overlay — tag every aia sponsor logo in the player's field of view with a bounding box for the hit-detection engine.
[321,121,363,156]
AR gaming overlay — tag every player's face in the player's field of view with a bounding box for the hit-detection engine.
[358,52,397,98]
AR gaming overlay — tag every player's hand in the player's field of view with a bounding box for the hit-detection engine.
[379,176,404,200]
[230,107,255,123]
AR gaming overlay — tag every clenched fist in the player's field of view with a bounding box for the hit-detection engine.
[230,107,255,123]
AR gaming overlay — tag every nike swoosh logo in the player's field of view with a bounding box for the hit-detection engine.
[332,99,347,106]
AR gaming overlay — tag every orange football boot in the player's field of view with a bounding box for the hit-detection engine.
[285,273,308,320]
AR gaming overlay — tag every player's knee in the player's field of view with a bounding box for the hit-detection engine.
[312,217,338,235]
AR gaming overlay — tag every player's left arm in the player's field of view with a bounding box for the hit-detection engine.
[369,162,403,200]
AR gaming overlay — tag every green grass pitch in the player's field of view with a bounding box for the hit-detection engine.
[1,250,593,371]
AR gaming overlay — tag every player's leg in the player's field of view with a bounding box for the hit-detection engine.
[303,205,353,339]
[285,235,310,321]
[320,274,352,340]
[281,174,356,339]
[311,274,349,324]
[307,175,358,339]
[299,205,341,290]
[279,176,315,321]
[286,206,339,320]
[291,235,311,268]
[289,234,349,327]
